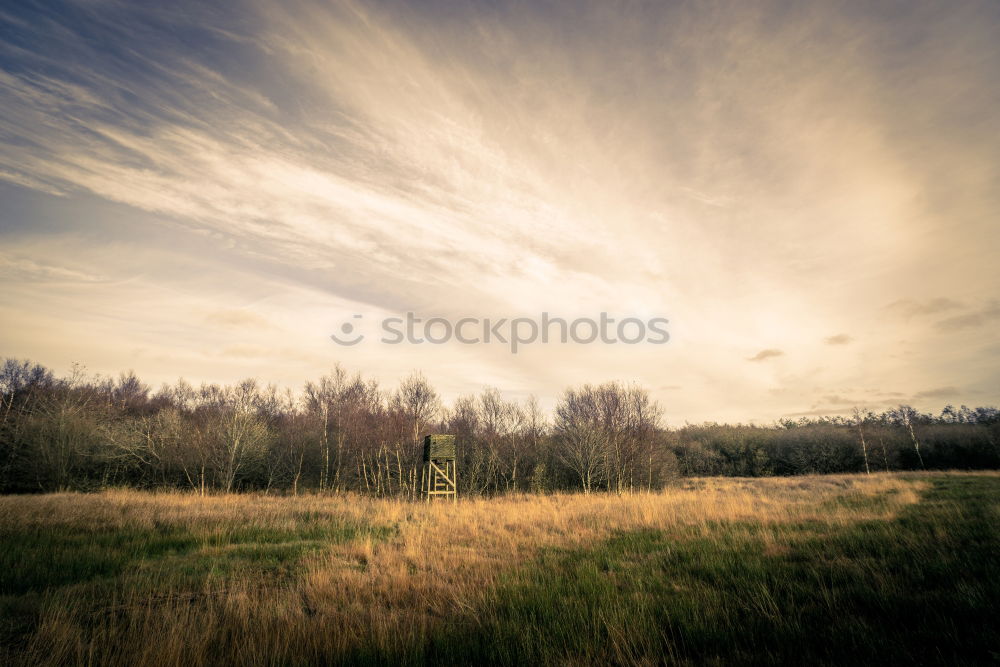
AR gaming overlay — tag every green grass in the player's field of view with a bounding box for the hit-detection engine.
[405,475,1000,666]
[0,507,395,659]
[0,519,392,595]
[1,476,997,665]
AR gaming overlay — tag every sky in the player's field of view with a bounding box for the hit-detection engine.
[1,0,999,424]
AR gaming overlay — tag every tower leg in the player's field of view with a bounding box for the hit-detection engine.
[422,460,458,502]
[451,460,457,503]
[421,462,428,502]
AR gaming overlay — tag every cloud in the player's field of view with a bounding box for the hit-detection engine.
[824,333,853,345]
[819,394,862,405]
[220,345,272,359]
[205,309,272,329]
[0,253,107,283]
[747,349,783,362]
[792,390,932,416]
[783,408,834,417]
[886,298,963,318]
[1,1,999,422]
[935,301,1000,331]
[913,386,961,399]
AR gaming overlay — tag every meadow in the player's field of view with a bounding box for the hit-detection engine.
[1,472,997,665]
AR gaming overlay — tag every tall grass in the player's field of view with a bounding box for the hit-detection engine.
[1,473,996,665]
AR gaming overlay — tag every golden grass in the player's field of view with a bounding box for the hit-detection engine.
[3,472,986,666]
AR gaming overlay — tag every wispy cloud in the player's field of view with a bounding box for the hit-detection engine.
[819,394,863,406]
[886,298,964,319]
[914,386,961,399]
[748,349,784,362]
[824,334,853,345]
[0,252,107,283]
[935,301,1000,331]
[1,0,999,421]
[204,309,273,330]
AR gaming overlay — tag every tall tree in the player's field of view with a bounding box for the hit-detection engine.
[852,407,871,475]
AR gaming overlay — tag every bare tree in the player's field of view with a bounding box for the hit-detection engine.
[893,405,925,469]
[199,380,271,493]
[554,386,606,493]
[28,364,102,490]
[852,407,871,474]
[393,371,441,448]
[7,355,1000,494]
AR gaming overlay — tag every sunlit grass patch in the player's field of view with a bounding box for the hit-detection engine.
[415,475,999,666]
[1,473,996,666]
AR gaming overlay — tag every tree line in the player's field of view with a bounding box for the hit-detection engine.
[1,358,997,494]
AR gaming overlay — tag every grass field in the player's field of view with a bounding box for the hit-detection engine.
[1,472,997,665]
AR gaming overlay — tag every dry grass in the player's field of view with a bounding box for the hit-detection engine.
[1,472,996,666]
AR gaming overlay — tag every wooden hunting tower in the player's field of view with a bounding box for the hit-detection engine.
[421,434,457,502]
